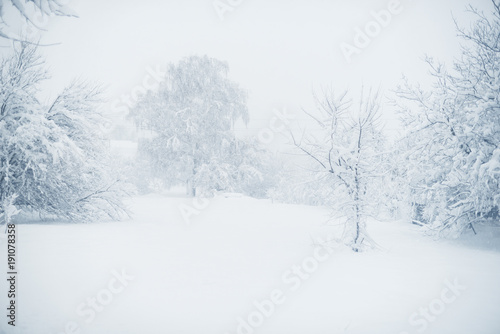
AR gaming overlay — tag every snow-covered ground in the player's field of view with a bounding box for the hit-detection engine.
[1,195,499,334]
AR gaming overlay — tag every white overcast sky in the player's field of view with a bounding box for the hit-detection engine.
[1,0,494,139]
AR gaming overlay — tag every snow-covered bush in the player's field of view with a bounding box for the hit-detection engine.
[200,137,279,198]
[268,164,334,207]
[0,44,130,222]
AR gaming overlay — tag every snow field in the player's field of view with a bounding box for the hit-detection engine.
[0,195,499,334]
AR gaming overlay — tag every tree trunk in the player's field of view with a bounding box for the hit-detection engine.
[352,124,363,252]
[186,179,196,197]
[189,156,197,197]
[353,170,361,252]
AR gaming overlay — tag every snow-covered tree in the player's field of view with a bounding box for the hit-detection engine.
[292,89,386,252]
[0,0,76,42]
[378,139,416,222]
[0,44,129,223]
[131,55,250,196]
[396,1,500,237]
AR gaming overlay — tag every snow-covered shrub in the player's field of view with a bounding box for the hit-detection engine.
[268,165,334,207]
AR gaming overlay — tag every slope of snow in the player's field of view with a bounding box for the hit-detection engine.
[0,195,499,334]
